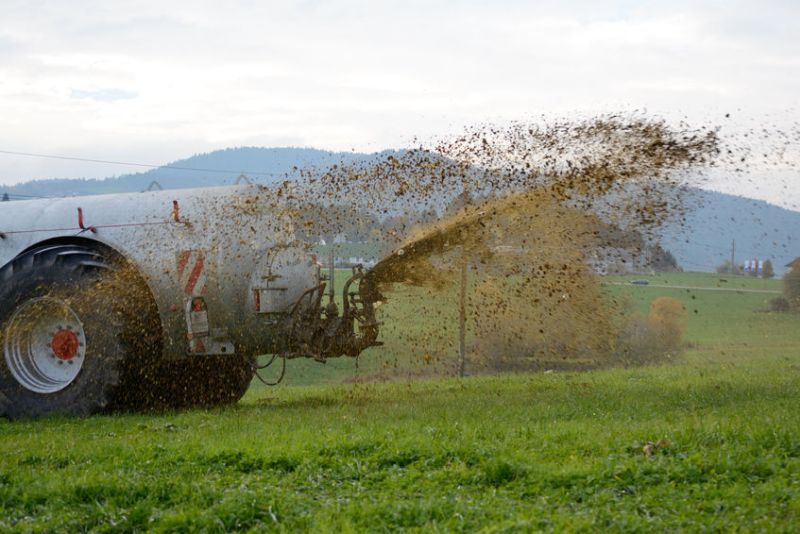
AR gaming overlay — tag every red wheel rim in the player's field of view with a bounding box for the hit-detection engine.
[51,329,79,361]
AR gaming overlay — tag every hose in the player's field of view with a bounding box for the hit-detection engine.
[254,354,286,386]
[256,353,278,370]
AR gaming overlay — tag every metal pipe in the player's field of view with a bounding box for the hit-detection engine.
[328,247,335,304]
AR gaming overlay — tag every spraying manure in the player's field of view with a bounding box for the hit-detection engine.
[286,115,718,375]
[0,113,723,417]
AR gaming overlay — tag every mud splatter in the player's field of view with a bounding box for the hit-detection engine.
[281,116,714,369]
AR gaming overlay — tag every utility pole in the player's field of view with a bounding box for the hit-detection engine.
[328,247,336,305]
[458,260,467,377]
[731,239,736,274]
[457,185,471,378]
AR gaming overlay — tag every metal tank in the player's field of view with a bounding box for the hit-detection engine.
[0,185,381,418]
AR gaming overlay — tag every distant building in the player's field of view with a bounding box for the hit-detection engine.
[744,259,763,274]
[786,257,800,271]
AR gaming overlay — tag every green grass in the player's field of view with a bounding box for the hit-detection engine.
[313,242,384,262]
[1,272,800,531]
[279,269,791,385]
[605,273,791,347]
[273,270,464,386]
[606,271,783,289]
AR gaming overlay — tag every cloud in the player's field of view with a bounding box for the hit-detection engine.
[70,88,138,102]
[0,0,797,207]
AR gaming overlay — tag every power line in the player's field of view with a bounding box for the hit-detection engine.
[1,193,49,199]
[0,149,287,177]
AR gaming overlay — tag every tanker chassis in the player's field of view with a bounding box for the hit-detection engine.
[0,185,381,418]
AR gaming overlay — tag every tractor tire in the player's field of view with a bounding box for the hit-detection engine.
[145,354,255,410]
[0,244,133,419]
[105,263,164,412]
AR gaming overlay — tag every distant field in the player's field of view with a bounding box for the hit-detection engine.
[605,271,783,291]
[275,270,791,385]
[1,271,799,531]
[313,242,384,262]
[603,272,790,348]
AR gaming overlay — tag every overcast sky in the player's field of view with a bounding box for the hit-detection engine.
[0,0,798,207]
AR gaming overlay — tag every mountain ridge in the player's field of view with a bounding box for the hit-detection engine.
[2,147,399,197]
[1,146,798,273]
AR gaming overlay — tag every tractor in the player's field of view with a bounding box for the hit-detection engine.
[0,185,380,418]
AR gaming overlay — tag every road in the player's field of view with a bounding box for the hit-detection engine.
[605,282,781,295]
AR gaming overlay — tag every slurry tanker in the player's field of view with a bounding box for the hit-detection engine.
[0,185,381,418]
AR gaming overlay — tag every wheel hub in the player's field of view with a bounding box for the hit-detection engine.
[4,297,87,394]
[51,329,79,361]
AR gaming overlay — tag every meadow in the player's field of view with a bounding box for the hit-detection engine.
[0,272,799,531]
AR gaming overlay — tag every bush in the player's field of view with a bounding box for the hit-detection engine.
[784,268,800,309]
[648,297,687,352]
[769,296,791,312]
[614,314,662,366]
[614,297,688,366]
[716,260,742,275]
[762,260,775,279]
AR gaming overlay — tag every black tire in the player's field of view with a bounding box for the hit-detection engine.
[106,261,164,412]
[0,244,253,417]
[142,354,255,410]
[0,245,130,419]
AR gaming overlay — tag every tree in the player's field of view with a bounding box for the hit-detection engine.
[762,259,775,279]
[650,246,679,272]
[716,260,742,275]
[1,193,8,201]
[784,267,800,309]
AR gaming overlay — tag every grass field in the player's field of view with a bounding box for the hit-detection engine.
[605,271,784,291]
[1,272,799,531]
[278,270,790,385]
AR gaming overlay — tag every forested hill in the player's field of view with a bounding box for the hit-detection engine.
[660,189,799,274]
[2,146,798,273]
[2,147,395,197]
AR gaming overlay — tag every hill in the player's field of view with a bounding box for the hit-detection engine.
[1,146,798,273]
[660,189,800,274]
[1,147,396,197]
